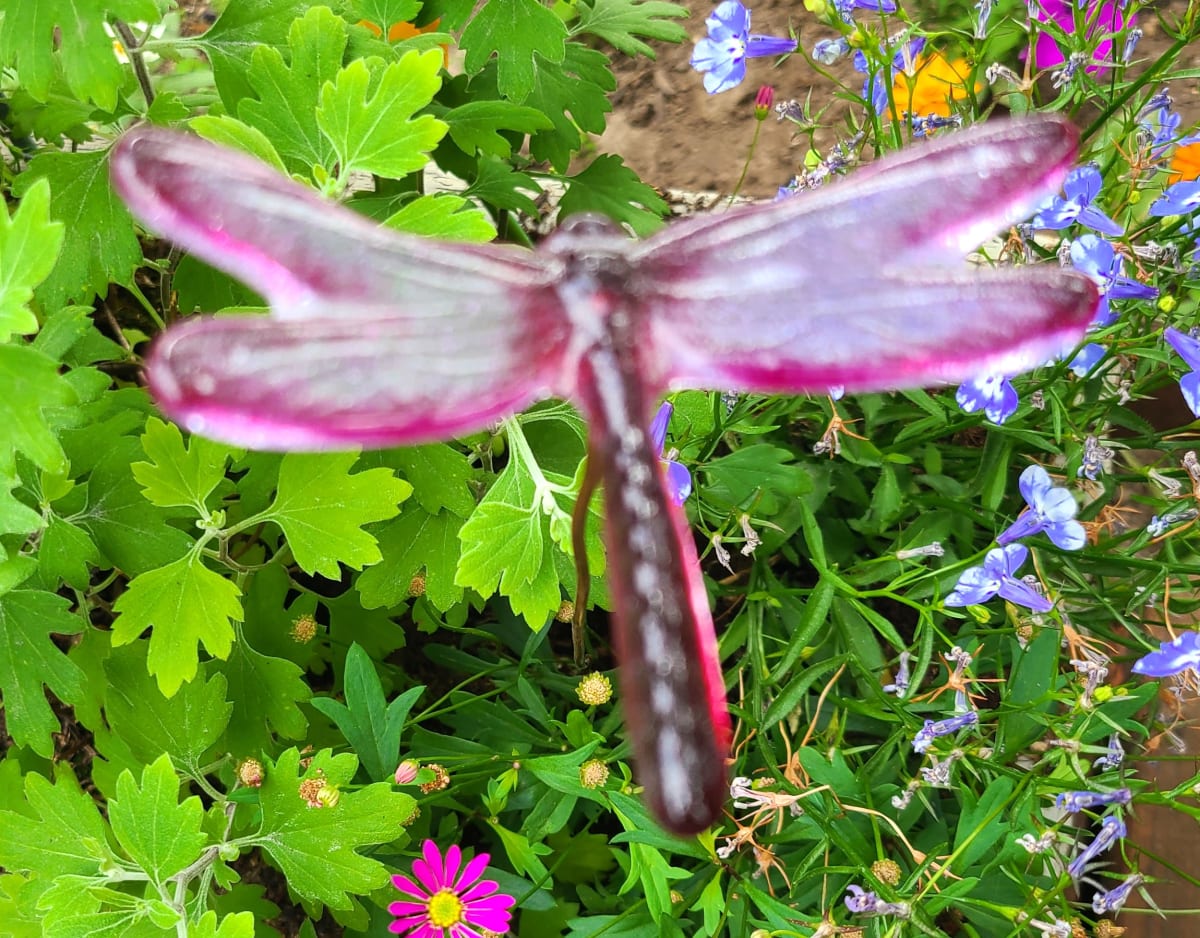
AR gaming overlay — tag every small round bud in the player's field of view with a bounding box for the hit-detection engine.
[394,759,420,785]
[420,763,451,793]
[290,614,317,643]
[871,859,902,886]
[579,759,610,789]
[669,890,684,904]
[408,572,427,597]
[576,672,612,706]
[316,783,341,808]
[1159,294,1178,314]
[237,758,264,788]
[556,600,575,623]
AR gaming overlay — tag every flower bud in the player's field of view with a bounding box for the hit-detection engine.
[576,671,613,705]
[579,758,610,789]
[290,614,317,643]
[237,758,264,788]
[408,572,426,597]
[394,759,420,785]
[754,85,775,121]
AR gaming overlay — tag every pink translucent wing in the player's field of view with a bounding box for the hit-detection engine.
[633,118,1099,392]
[110,127,556,316]
[113,126,571,449]
[147,309,570,450]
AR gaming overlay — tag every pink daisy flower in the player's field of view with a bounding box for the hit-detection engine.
[388,840,516,938]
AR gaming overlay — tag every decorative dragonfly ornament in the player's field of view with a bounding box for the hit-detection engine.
[112,118,1098,835]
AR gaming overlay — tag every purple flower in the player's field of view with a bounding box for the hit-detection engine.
[1163,327,1200,418]
[1055,787,1132,813]
[1029,165,1123,236]
[813,37,850,64]
[1131,630,1200,678]
[1070,234,1158,327]
[853,37,925,114]
[912,711,979,753]
[997,465,1086,551]
[1030,0,1129,74]
[844,885,909,917]
[1094,732,1124,771]
[882,650,912,696]
[944,544,1053,613]
[389,840,516,937]
[1092,873,1144,915]
[1067,815,1126,880]
[835,0,898,22]
[650,402,691,505]
[690,1,797,94]
[956,374,1018,424]
[1148,179,1200,218]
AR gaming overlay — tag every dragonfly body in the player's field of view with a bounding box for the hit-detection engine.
[112,119,1100,835]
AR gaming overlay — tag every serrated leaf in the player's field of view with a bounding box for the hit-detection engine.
[236,6,346,174]
[0,590,85,756]
[572,0,688,57]
[39,516,100,589]
[0,0,160,109]
[317,50,447,179]
[560,155,666,236]
[0,177,63,340]
[109,755,208,887]
[263,452,411,577]
[444,100,553,158]
[525,43,615,171]
[310,643,424,782]
[111,553,243,697]
[249,749,417,910]
[188,910,256,938]
[0,345,75,474]
[394,443,476,516]
[104,645,233,774]
[198,0,313,111]
[216,631,310,752]
[384,194,496,242]
[131,417,233,512]
[357,502,466,611]
[11,149,143,308]
[189,114,288,172]
[349,0,424,32]
[466,157,541,216]
[461,0,568,101]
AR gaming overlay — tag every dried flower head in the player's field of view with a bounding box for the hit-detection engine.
[872,858,902,885]
[290,613,317,643]
[408,572,427,597]
[555,600,575,623]
[576,671,613,706]
[579,758,610,789]
[298,776,325,808]
[420,763,451,794]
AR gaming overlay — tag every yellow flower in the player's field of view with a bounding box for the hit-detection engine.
[576,671,613,706]
[890,52,979,121]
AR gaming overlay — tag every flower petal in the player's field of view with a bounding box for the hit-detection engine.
[996,576,1052,612]
[1046,519,1088,551]
[1166,327,1200,373]
[1132,631,1200,677]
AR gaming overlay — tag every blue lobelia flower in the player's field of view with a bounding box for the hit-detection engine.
[853,37,925,114]
[1163,327,1200,418]
[1131,629,1200,677]
[834,0,898,23]
[945,544,1053,612]
[1068,342,1106,377]
[1068,815,1126,880]
[1148,179,1200,218]
[997,465,1087,551]
[911,711,979,753]
[1092,874,1144,915]
[1055,787,1132,813]
[690,1,798,94]
[1028,164,1123,236]
[956,373,1018,424]
[1069,234,1158,327]
[650,401,692,505]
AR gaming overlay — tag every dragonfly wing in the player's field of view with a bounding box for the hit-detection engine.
[110,127,555,317]
[632,118,1099,392]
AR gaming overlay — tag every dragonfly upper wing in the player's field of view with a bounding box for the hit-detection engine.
[113,127,571,449]
[633,118,1099,392]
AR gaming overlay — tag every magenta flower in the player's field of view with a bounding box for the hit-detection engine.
[389,840,516,938]
[1030,0,1129,74]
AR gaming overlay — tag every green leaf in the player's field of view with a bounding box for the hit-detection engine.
[189,115,289,173]
[0,590,85,756]
[0,345,75,474]
[702,443,811,515]
[111,553,243,697]
[310,643,424,782]
[357,502,466,611]
[188,910,256,938]
[954,777,1015,870]
[525,43,615,171]
[0,0,159,109]
[560,155,666,236]
[391,443,477,516]
[216,630,311,753]
[461,0,568,101]
[349,0,423,32]
[262,452,411,578]
[236,6,346,174]
[465,157,542,216]
[0,177,63,340]
[572,0,688,57]
[249,749,417,910]
[443,100,554,158]
[38,516,100,589]
[11,149,143,308]
[104,644,233,774]
[384,195,496,242]
[0,765,116,880]
[198,0,313,111]
[131,417,233,512]
[109,755,208,887]
[317,50,448,178]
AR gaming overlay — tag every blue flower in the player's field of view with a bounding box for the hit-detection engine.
[956,374,1018,424]
[1148,179,1200,218]
[1055,787,1132,813]
[690,1,797,94]
[1092,873,1144,915]
[944,544,1053,612]
[912,711,979,753]
[1131,630,1200,678]
[812,37,851,64]
[1029,164,1123,236]
[853,37,925,114]
[1068,342,1106,377]
[650,401,692,505]
[997,465,1086,551]
[834,0,898,23]
[1067,815,1126,880]
[1163,327,1200,418]
[1070,234,1158,327]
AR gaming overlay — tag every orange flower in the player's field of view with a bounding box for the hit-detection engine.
[358,18,449,66]
[1169,140,1200,183]
[890,52,980,120]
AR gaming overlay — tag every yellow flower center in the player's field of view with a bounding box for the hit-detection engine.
[427,889,465,929]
